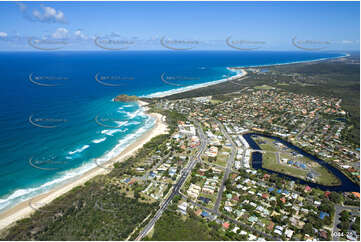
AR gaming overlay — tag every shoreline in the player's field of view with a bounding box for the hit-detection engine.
[144,69,248,98]
[143,52,349,99]
[0,101,168,232]
[0,52,351,232]
[228,52,350,69]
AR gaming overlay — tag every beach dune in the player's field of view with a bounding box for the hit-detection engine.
[0,102,168,232]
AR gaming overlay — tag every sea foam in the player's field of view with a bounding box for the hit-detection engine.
[68,145,90,155]
[92,137,106,144]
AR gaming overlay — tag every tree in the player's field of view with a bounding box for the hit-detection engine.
[351,221,360,232]
[339,210,351,222]
[338,221,350,231]
[329,192,342,204]
[303,223,313,235]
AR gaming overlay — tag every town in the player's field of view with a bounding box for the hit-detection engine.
[107,87,360,241]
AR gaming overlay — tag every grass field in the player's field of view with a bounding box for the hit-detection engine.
[262,152,307,178]
[254,137,281,152]
[257,134,342,186]
[262,151,341,186]
[254,84,275,90]
[214,147,229,167]
[313,166,341,186]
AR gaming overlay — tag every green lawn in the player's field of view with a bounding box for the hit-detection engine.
[255,137,280,152]
[313,166,341,186]
[254,84,275,90]
[262,152,341,186]
[263,152,308,179]
[214,148,229,167]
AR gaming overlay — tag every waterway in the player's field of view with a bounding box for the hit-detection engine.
[243,133,360,192]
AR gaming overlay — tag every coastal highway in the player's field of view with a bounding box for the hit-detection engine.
[135,120,207,240]
[213,120,237,212]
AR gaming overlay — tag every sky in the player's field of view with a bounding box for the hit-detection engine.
[0,1,359,51]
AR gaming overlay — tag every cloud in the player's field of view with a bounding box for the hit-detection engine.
[0,32,8,38]
[17,3,66,23]
[74,30,88,40]
[52,28,69,39]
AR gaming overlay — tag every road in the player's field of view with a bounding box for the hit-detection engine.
[135,121,207,240]
[213,120,237,212]
[332,205,360,240]
[275,151,281,164]
[295,114,319,140]
[180,193,280,241]
[229,76,249,86]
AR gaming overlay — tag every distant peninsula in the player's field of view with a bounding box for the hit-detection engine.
[114,94,139,102]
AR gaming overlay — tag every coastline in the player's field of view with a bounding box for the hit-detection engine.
[0,101,168,232]
[229,52,350,69]
[0,52,350,232]
[144,69,248,98]
[143,52,348,99]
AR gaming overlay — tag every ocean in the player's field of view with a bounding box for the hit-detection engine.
[0,50,346,212]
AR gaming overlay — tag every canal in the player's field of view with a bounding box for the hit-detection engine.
[243,133,360,192]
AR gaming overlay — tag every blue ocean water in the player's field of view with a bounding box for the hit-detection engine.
[0,50,346,212]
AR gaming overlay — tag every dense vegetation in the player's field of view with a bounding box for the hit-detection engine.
[145,203,228,241]
[114,94,139,102]
[1,154,161,240]
[1,179,157,240]
[0,107,185,240]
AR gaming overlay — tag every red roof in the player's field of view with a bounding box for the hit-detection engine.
[231,173,238,179]
[194,209,202,216]
[348,168,356,172]
[324,191,331,197]
[319,231,328,239]
[128,178,137,185]
[222,222,230,229]
[352,192,360,198]
[262,193,269,199]
[305,186,312,192]
[267,222,275,231]
[263,174,271,179]
[280,197,286,203]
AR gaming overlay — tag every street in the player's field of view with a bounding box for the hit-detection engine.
[213,120,237,212]
[135,121,207,240]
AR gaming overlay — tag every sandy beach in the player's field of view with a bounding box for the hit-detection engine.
[0,101,168,232]
[0,70,245,232]
[145,69,248,98]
